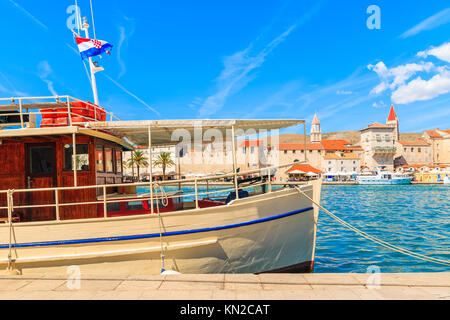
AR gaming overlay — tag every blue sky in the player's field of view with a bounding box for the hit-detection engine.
[1,0,450,134]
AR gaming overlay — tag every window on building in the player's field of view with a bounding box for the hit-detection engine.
[242,147,247,154]
[376,134,381,142]
[328,161,331,164]
[292,150,296,154]
[309,150,312,153]
[404,148,407,153]
[418,148,421,153]
[411,148,414,152]
[385,135,390,142]
[284,150,287,154]
[64,144,90,171]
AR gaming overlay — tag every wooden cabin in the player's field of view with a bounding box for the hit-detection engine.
[0,101,133,222]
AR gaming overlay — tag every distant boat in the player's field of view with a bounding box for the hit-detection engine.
[356,168,413,185]
[444,176,450,184]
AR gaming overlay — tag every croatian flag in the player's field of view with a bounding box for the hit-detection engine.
[75,37,113,60]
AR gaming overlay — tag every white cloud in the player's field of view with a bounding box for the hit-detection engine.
[392,68,450,104]
[368,61,434,94]
[417,42,450,63]
[400,8,450,38]
[37,61,57,96]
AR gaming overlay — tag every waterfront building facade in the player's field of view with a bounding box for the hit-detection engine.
[422,129,450,165]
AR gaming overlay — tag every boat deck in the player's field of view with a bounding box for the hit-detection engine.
[0,272,448,300]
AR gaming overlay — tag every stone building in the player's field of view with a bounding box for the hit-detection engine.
[322,152,361,176]
[394,139,432,167]
[422,129,450,165]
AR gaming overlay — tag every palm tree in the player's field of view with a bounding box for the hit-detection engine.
[153,152,175,180]
[126,151,148,181]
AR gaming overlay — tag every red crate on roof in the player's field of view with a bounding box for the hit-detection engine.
[41,108,58,118]
[70,101,90,117]
[40,118,55,127]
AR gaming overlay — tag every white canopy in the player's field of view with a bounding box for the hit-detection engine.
[86,119,304,147]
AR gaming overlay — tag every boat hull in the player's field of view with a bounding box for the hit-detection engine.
[0,182,321,275]
[357,177,413,185]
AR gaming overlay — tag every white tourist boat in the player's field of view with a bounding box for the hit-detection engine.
[356,167,413,185]
[0,12,321,276]
[0,97,321,276]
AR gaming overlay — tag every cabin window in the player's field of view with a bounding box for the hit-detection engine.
[29,146,54,174]
[96,145,104,172]
[126,201,144,211]
[64,144,89,171]
[105,148,113,172]
[106,202,121,212]
[115,150,122,173]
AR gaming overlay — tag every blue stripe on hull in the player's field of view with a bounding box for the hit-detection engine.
[0,206,314,249]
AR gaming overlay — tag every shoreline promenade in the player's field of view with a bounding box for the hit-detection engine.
[0,273,448,300]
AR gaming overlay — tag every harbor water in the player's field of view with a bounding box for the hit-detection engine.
[137,184,449,273]
[316,184,449,273]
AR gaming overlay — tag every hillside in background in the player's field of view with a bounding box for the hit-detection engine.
[268,131,423,145]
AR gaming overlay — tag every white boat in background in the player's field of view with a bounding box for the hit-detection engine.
[356,167,413,185]
[444,176,450,184]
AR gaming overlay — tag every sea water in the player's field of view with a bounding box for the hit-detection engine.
[316,184,449,273]
[137,184,449,273]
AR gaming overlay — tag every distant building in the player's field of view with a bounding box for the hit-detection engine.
[360,121,396,171]
[394,139,432,167]
[322,152,361,176]
[422,129,450,165]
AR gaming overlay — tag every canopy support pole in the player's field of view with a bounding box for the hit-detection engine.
[148,125,154,214]
[231,125,239,200]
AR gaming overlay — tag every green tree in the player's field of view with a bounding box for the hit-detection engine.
[126,151,148,181]
[153,152,175,180]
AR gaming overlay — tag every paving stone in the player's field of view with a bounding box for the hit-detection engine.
[115,280,162,291]
[18,279,66,291]
[54,279,122,291]
[0,279,31,291]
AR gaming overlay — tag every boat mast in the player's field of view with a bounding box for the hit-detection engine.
[81,16,100,106]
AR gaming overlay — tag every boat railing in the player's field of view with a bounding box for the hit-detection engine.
[0,95,120,129]
[0,160,307,223]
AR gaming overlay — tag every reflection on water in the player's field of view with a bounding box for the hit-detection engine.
[316,185,450,273]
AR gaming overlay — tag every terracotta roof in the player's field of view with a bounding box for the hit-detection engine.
[398,140,430,146]
[321,139,351,151]
[239,140,261,147]
[387,105,397,122]
[323,153,360,160]
[425,130,442,138]
[361,122,391,131]
[286,164,322,174]
[278,143,323,150]
[442,129,450,134]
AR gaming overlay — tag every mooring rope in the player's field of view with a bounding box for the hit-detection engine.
[295,186,450,267]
